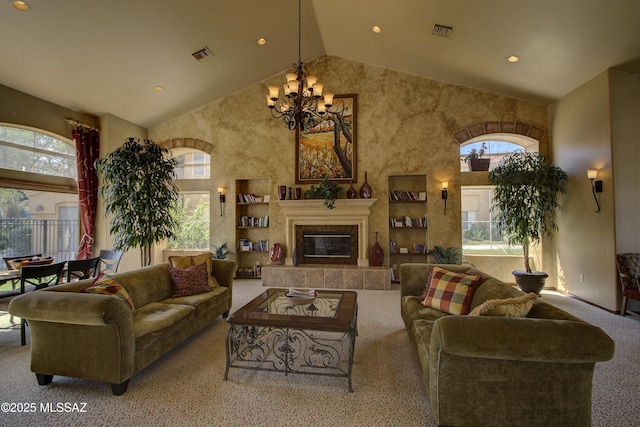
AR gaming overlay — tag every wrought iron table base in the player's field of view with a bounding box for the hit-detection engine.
[224,324,356,392]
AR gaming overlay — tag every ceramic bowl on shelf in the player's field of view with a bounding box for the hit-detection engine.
[8,256,55,270]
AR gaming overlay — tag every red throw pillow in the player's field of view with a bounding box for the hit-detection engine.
[169,262,211,298]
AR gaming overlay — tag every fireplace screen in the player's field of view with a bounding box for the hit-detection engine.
[295,225,358,265]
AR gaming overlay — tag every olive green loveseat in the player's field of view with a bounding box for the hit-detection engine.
[9,259,237,395]
[400,263,614,427]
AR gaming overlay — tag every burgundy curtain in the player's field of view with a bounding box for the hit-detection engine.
[73,127,100,259]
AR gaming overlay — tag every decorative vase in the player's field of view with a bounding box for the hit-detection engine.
[369,231,384,266]
[347,180,357,199]
[359,172,372,199]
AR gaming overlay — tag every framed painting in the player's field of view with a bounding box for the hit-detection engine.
[296,94,357,184]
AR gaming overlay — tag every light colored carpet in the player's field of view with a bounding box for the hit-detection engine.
[0,283,637,427]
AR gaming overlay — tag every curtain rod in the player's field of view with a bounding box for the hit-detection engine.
[65,117,100,133]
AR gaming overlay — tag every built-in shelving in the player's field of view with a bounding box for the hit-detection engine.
[235,178,270,279]
[388,174,428,282]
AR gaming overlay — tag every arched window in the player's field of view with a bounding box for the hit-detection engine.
[0,124,79,266]
[460,133,538,256]
[460,134,537,172]
[168,148,211,250]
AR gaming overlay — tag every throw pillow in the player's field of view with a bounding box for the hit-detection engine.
[421,266,483,315]
[82,275,135,312]
[168,252,219,289]
[419,265,438,300]
[169,262,211,298]
[468,292,538,317]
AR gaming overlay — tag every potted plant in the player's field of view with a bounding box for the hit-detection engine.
[304,176,344,209]
[211,242,231,259]
[464,142,490,171]
[96,138,179,266]
[488,151,568,294]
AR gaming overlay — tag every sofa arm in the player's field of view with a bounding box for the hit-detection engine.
[9,289,133,326]
[212,259,237,308]
[8,290,135,384]
[431,315,615,363]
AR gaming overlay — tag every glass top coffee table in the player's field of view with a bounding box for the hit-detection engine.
[224,288,358,392]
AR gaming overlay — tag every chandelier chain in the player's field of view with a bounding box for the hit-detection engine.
[266,0,335,131]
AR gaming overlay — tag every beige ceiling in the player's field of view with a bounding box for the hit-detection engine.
[1,0,639,129]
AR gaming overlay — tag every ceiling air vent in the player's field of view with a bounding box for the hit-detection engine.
[191,46,214,62]
[432,23,455,38]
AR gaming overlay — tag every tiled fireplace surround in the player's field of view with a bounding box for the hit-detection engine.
[261,199,392,291]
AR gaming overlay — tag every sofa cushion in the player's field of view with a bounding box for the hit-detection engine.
[134,302,195,348]
[422,266,483,315]
[81,275,135,312]
[162,286,229,317]
[169,262,211,298]
[402,295,450,330]
[468,292,538,317]
[110,263,174,309]
[168,252,220,290]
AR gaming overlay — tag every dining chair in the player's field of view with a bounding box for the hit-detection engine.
[2,253,42,290]
[615,253,640,317]
[0,261,66,345]
[66,257,101,282]
[99,250,123,274]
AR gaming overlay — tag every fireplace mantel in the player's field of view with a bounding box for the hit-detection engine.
[277,199,378,266]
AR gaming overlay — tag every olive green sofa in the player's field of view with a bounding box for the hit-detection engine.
[400,263,615,427]
[9,259,237,395]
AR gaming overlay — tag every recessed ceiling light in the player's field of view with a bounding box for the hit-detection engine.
[11,0,31,11]
[257,38,267,46]
[153,86,164,93]
[372,26,382,34]
[507,55,520,63]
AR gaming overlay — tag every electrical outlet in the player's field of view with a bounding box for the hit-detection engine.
[579,274,584,282]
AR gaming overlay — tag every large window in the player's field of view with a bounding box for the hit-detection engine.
[167,192,210,250]
[169,148,211,250]
[461,187,522,255]
[461,134,537,256]
[0,125,79,270]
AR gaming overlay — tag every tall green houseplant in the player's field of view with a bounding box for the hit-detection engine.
[96,138,179,266]
[488,151,567,294]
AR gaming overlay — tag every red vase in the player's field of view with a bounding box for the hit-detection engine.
[359,172,372,199]
[347,180,357,199]
[369,232,384,266]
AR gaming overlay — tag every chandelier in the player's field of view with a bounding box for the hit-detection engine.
[266,0,334,131]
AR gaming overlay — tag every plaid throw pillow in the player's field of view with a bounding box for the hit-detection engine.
[82,275,135,312]
[422,266,483,315]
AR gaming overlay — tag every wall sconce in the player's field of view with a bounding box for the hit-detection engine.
[441,181,448,215]
[587,170,602,213]
[218,186,226,216]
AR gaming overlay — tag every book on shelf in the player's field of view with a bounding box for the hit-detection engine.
[389,215,427,228]
[388,191,421,201]
[237,193,262,203]
[238,239,269,252]
[237,214,269,227]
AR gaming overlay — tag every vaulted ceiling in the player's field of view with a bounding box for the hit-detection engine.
[1,0,639,129]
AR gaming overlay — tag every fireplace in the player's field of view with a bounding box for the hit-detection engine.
[277,198,377,266]
[295,225,358,265]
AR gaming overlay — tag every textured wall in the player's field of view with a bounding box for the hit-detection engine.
[150,56,548,268]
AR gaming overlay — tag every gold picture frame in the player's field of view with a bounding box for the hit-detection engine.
[295,94,357,184]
